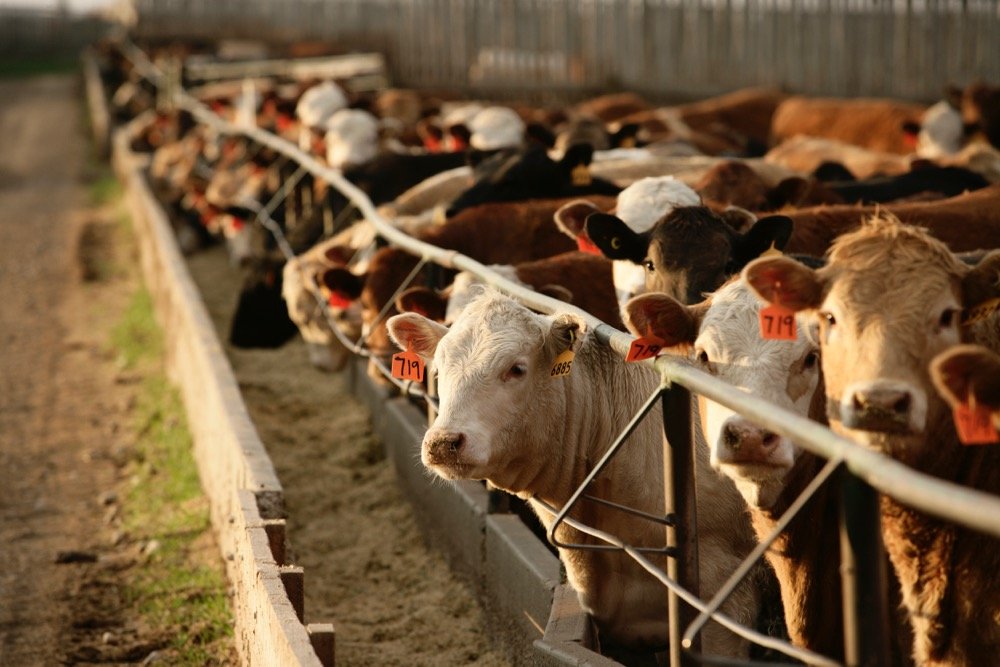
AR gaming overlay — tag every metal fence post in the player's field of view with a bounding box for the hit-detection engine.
[662,385,699,666]
[839,471,890,667]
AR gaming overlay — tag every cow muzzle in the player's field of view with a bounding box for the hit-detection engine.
[422,429,467,469]
[836,380,926,435]
[716,417,790,470]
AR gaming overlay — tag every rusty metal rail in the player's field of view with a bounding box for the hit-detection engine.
[113,39,1000,667]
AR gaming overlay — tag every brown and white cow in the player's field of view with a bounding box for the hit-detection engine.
[386,291,760,656]
[623,282,846,658]
[770,96,927,154]
[742,215,1000,666]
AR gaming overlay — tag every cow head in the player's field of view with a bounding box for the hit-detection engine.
[624,281,823,510]
[588,205,793,306]
[445,143,620,217]
[743,213,1000,465]
[387,293,586,492]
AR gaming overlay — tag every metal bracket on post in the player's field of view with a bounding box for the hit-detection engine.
[662,385,699,667]
[839,470,890,667]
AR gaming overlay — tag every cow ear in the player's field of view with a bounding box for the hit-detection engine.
[322,244,353,265]
[901,120,921,139]
[731,215,794,269]
[554,199,602,239]
[585,213,647,262]
[961,250,1000,312]
[931,345,1000,412]
[945,84,963,110]
[611,122,641,148]
[623,293,701,349]
[448,123,472,149]
[395,287,448,322]
[320,266,365,301]
[537,284,573,303]
[718,206,757,234]
[560,142,595,169]
[742,256,824,312]
[813,161,856,183]
[386,313,448,359]
[546,313,587,356]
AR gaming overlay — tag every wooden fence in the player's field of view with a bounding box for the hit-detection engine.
[126,0,1000,102]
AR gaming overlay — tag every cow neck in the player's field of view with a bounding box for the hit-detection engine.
[876,413,1000,665]
[749,452,844,659]
[525,332,662,510]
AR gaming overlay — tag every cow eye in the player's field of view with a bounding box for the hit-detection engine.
[503,363,527,381]
[643,259,655,272]
[803,350,819,369]
[938,308,958,329]
[820,312,836,327]
[695,349,710,365]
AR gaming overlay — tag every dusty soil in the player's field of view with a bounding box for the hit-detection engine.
[0,75,232,665]
[186,245,510,666]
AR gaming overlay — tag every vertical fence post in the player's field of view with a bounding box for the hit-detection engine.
[839,471,890,667]
[662,385,699,666]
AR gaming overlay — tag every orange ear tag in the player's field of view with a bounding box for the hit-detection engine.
[626,327,665,363]
[577,235,602,256]
[327,292,352,310]
[392,342,426,383]
[759,281,797,341]
[571,163,592,187]
[953,401,999,445]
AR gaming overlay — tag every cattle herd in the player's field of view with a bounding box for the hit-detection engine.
[94,39,1000,666]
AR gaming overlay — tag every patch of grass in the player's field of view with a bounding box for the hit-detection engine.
[111,287,234,664]
[0,56,78,79]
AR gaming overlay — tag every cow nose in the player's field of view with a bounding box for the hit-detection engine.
[426,431,465,460]
[843,383,917,433]
[722,420,779,455]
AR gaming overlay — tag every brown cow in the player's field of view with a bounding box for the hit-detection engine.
[743,215,1000,666]
[771,96,927,154]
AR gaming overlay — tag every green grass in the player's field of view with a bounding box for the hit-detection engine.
[0,56,79,79]
[111,287,234,664]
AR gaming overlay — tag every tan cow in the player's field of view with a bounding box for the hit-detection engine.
[742,214,1000,666]
[770,96,927,154]
[387,292,760,657]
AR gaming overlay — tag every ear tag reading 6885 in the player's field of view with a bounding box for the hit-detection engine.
[759,281,797,341]
[392,343,425,383]
[550,330,576,378]
[953,400,999,445]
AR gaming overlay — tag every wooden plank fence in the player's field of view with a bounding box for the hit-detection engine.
[124,0,999,102]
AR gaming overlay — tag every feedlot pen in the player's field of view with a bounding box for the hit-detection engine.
[102,38,1000,667]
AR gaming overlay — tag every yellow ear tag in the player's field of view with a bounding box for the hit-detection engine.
[760,241,783,259]
[550,330,576,378]
[962,297,1000,326]
[571,163,592,187]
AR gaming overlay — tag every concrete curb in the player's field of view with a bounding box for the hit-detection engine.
[111,128,330,667]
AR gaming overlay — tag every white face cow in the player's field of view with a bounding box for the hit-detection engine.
[624,280,824,510]
[387,293,584,492]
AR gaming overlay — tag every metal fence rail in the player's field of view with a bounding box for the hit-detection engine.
[124,0,1000,102]
[115,40,1000,667]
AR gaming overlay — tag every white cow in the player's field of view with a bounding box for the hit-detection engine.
[623,281,845,657]
[387,291,759,656]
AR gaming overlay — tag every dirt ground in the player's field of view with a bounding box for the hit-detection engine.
[0,75,232,665]
[186,243,510,665]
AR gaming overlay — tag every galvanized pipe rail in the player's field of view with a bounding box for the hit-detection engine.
[116,39,1000,667]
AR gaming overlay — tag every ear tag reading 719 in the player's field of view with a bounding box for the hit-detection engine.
[392,343,425,383]
[550,330,576,378]
[953,400,999,445]
[759,281,797,341]
[626,327,665,363]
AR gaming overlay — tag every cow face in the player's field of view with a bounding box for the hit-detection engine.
[587,206,793,306]
[624,281,822,510]
[744,214,1000,465]
[445,143,619,217]
[388,294,585,490]
[931,345,1000,433]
